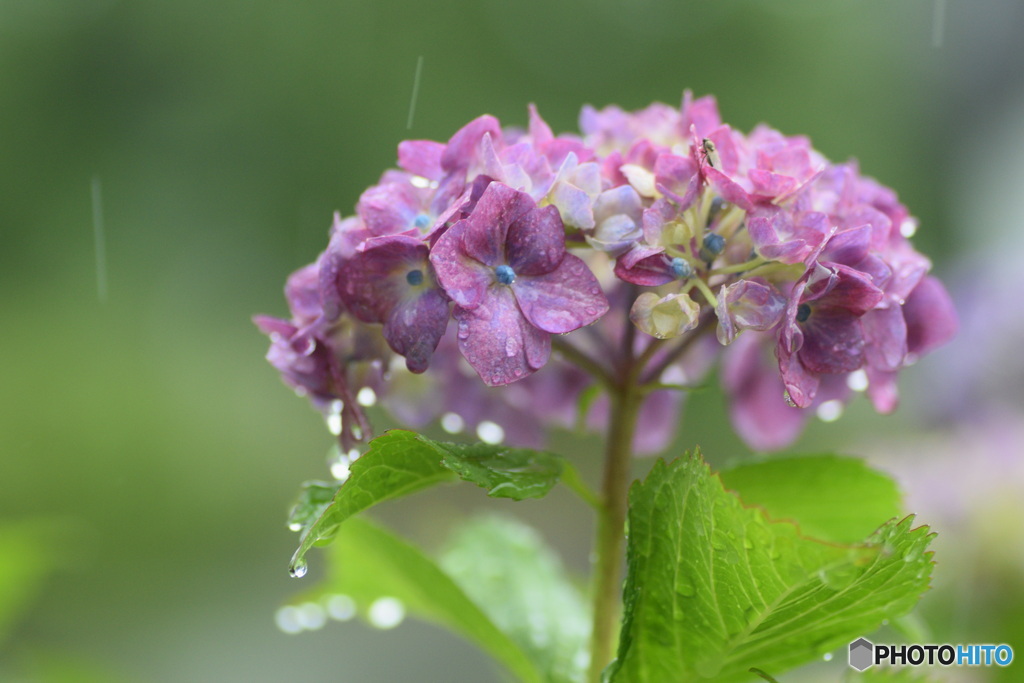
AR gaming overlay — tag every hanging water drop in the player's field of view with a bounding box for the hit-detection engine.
[289,558,309,579]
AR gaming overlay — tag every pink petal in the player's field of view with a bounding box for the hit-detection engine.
[506,204,565,276]
[430,220,492,310]
[454,288,551,386]
[513,254,609,334]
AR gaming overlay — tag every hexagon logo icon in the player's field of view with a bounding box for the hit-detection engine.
[849,638,874,671]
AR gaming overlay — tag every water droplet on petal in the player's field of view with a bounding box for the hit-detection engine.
[289,558,309,579]
[783,390,797,408]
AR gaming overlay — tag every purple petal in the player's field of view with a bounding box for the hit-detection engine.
[614,248,674,286]
[441,115,502,174]
[398,140,444,180]
[778,339,820,408]
[284,263,323,325]
[865,366,900,414]
[462,182,534,266]
[815,263,884,316]
[430,220,493,309]
[383,287,450,373]
[513,254,609,334]
[506,204,566,276]
[748,207,828,264]
[680,90,721,139]
[822,224,872,266]
[723,333,808,451]
[903,275,957,357]
[862,305,907,372]
[453,288,551,385]
[799,312,867,374]
[654,153,699,208]
[748,168,798,198]
[715,279,786,345]
[528,103,554,148]
[338,235,427,321]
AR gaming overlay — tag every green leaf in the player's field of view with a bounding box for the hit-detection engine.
[286,480,340,532]
[426,438,567,501]
[289,516,544,683]
[289,430,571,574]
[718,454,902,544]
[0,521,61,644]
[440,516,590,683]
[607,454,935,683]
[289,430,456,574]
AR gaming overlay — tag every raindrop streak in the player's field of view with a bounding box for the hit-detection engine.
[932,0,946,48]
[406,55,424,130]
[91,176,107,303]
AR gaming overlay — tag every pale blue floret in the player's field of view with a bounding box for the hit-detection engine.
[670,257,692,280]
[406,269,424,286]
[495,264,516,285]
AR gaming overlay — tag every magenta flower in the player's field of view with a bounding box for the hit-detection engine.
[778,262,884,407]
[254,261,387,449]
[336,234,449,373]
[431,182,609,385]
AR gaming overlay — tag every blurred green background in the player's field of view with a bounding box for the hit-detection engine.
[3,1,1023,681]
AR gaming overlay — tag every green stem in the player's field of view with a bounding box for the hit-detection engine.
[587,342,643,682]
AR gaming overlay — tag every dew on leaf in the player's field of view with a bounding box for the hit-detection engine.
[676,577,696,598]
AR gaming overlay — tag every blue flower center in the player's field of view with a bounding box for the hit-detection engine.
[670,257,692,280]
[796,303,811,323]
[495,264,516,286]
[412,213,432,230]
[406,269,425,286]
[702,233,725,256]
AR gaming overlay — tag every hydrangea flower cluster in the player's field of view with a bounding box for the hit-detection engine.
[256,92,956,453]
